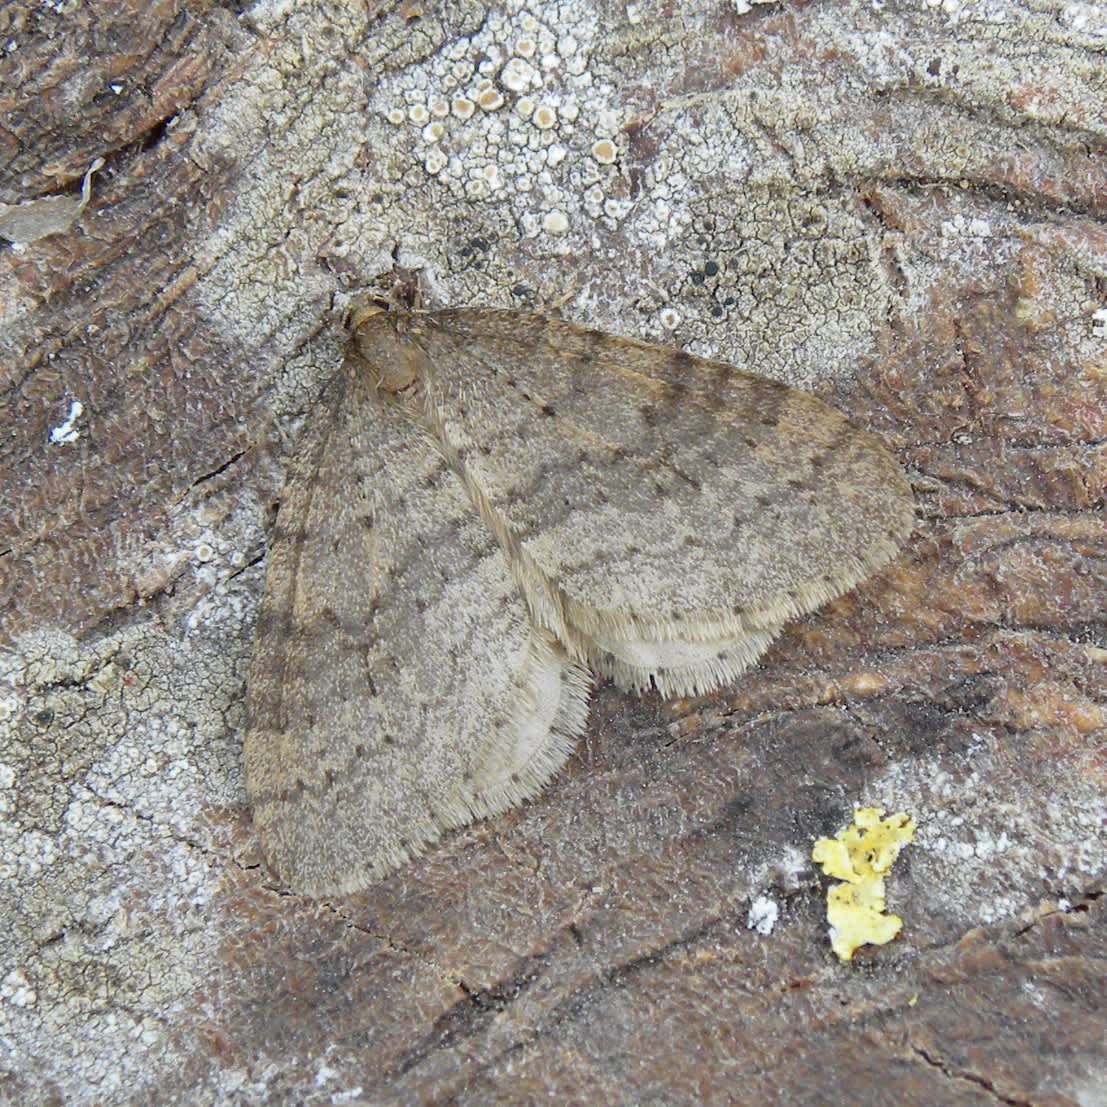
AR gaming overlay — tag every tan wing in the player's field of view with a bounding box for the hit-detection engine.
[245,359,590,897]
[349,307,912,696]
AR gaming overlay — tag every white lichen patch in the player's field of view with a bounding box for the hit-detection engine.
[421,120,445,143]
[1059,2,1107,36]
[0,476,261,1100]
[501,56,538,92]
[190,0,1107,405]
[591,138,617,164]
[477,87,506,112]
[48,399,84,445]
[424,147,448,175]
[542,209,569,234]
[1,967,37,1008]
[747,895,779,936]
[940,213,993,237]
[863,732,1107,930]
[532,103,558,130]
[346,2,620,260]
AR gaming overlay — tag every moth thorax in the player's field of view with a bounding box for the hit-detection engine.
[365,350,424,395]
[351,320,431,397]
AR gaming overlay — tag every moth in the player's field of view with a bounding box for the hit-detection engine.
[245,294,913,896]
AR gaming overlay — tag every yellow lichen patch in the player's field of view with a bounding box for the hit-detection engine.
[812,807,916,961]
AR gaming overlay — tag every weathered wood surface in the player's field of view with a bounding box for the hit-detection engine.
[1,1,1104,1103]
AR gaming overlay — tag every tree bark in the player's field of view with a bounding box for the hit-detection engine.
[2,0,1104,1103]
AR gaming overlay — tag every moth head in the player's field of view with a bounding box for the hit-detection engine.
[343,294,391,334]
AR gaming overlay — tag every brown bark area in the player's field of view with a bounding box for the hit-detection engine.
[2,1,1104,1104]
[1,0,255,639]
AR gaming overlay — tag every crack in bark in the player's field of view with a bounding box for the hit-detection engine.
[911,1044,1033,1106]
